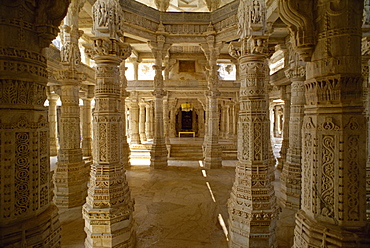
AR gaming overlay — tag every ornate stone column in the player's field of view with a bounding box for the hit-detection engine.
[120,62,131,169]
[201,24,223,169]
[82,0,135,247]
[163,96,171,144]
[81,85,94,157]
[149,34,170,169]
[146,101,154,139]
[277,85,291,170]
[54,0,88,208]
[0,1,69,247]
[227,0,278,247]
[139,99,147,142]
[280,0,370,246]
[279,60,306,210]
[225,104,231,138]
[129,92,141,144]
[47,87,60,156]
[220,103,226,138]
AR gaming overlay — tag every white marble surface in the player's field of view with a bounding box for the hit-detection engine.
[58,158,296,248]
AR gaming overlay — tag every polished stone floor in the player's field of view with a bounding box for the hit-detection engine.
[57,138,296,248]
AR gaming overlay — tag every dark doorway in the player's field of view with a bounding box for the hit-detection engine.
[182,111,192,130]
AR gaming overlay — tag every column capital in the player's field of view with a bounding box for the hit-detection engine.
[55,68,87,83]
[285,64,306,82]
[85,38,132,64]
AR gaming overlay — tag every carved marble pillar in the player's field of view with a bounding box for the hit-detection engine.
[81,86,94,157]
[0,0,69,247]
[228,0,278,247]
[204,90,222,168]
[146,102,154,139]
[163,96,171,144]
[277,85,291,170]
[82,0,135,247]
[54,0,88,208]
[280,0,370,246]
[149,35,169,169]
[47,88,60,156]
[225,104,231,138]
[129,92,141,144]
[201,26,223,169]
[120,62,131,169]
[280,63,305,210]
[139,100,147,142]
[220,103,226,138]
[362,37,370,220]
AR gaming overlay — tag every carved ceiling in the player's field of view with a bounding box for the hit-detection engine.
[77,0,289,62]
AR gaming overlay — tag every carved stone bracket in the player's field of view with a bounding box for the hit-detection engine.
[279,0,315,62]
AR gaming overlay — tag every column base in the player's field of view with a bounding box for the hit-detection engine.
[228,213,278,248]
[203,157,222,169]
[203,143,222,169]
[140,133,147,142]
[0,204,61,247]
[279,189,300,211]
[83,204,136,248]
[53,160,89,208]
[130,134,141,144]
[150,143,168,169]
[293,210,370,248]
[50,147,58,157]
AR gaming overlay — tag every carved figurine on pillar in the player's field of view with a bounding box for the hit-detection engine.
[280,0,370,246]
[82,0,136,247]
[227,0,278,247]
[149,34,170,169]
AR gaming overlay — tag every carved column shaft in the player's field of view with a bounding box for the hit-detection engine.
[228,54,278,248]
[82,38,135,248]
[149,36,169,169]
[54,77,87,207]
[129,94,141,144]
[277,85,291,170]
[225,104,231,137]
[163,97,170,144]
[146,102,154,139]
[81,89,93,158]
[0,0,69,246]
[82,0,135,246]
[288,0,370,247]
[280,67,305,210]
[139,101,147,142]
[228,1,278,247]
[48,91,59,156]
[54,0,88,208]
[202,32,222,169]
[120,62,131,169]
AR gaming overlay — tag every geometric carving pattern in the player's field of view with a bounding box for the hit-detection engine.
[83,1,135,246]
[0,0,68,246]
[228,54,278,248]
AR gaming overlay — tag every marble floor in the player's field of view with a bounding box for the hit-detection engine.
[57,138,296,248]
[58,159,296,248]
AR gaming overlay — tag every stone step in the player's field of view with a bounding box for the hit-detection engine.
[169,144,204,161]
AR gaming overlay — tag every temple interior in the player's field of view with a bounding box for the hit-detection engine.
[1,0,370,247]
